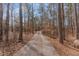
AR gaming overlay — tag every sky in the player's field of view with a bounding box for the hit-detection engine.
[2,3,70,26]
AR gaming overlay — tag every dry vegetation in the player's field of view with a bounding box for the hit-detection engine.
[49,38,79,56]
[43,34,79,56]
[0,32,33,56]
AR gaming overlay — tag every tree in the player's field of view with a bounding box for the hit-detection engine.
[31,3,34,33]
[26,4,30,32]
[26,4,34,33]
[74,4,79,39]
[0,4,3,42]
[22,3,27,33]
[48,3,53,26]
[5,3,9,42]
[18,3,23,42]
[10,4,14,32]
[39,4,45,30]
[58,3,65,44]
[66,4,73,34]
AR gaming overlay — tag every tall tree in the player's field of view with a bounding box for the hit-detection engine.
[0,4,3,42]
[5,3,9,42]
[39,4,45,29]
[58,3,65,44]
[18,3,23,42]
[66,4,73,34]
[23,4,27,33]
[10,4,14,32]
[26,4,33,33]
[31,3,34,33]
[26,4,29,32]
[74,4,79,39]
[48,3,53,24]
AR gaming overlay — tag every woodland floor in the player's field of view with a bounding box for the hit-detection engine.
[1,31,79,56]
[0,32,33,56]
[47,35,79,56]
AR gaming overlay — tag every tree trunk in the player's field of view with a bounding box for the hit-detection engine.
[58,3,65,44]
[18,3,23,42]
[5,3,9,42]
[74,4,79,39]
[0,4,3,42]
[31,3,34,33]
[11,4,14,32]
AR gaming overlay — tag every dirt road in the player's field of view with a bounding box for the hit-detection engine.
[14,31,59,56]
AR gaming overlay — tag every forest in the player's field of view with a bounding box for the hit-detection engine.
[0,3,79,56]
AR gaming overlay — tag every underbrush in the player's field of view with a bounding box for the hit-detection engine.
[46,36,79,56]
[0,32,34,56]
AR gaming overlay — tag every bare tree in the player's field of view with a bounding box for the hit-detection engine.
[74,4,79,39]
[0,3,3,42]
[5,3,10,43]
[32,3,35,33]
[18,3,23,42]
[10,4,14,32]
[58,3,65,44]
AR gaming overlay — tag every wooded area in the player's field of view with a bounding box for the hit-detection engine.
[0,3,79,56]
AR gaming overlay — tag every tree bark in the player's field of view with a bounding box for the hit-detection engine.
[58,3,65,44]
[74,4,79,39]
[0,3,3,42]
[5,3,9,42]
[18,3,23,42]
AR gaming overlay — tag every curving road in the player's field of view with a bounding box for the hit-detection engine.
[14,31,59,56]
